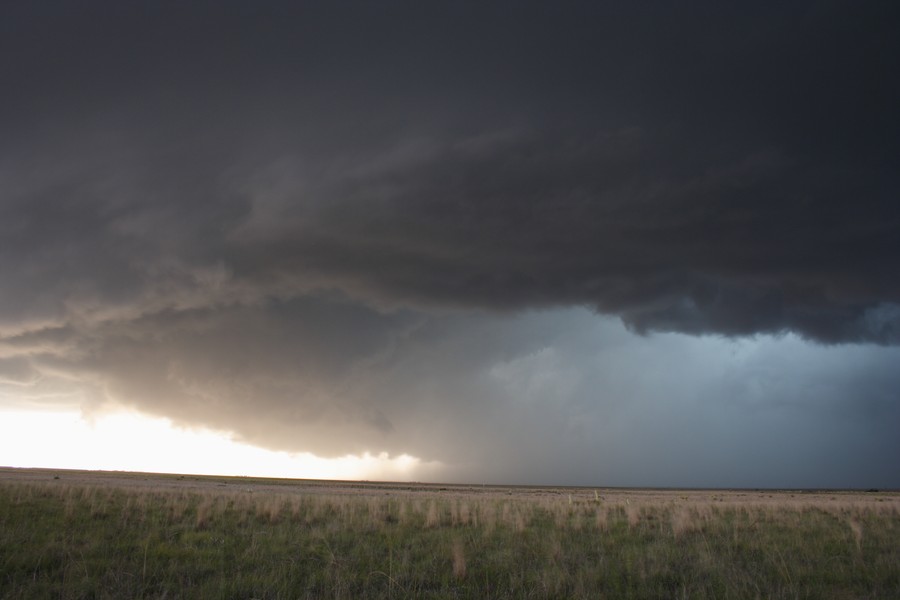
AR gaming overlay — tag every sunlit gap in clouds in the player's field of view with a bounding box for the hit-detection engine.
[0,408,434,481]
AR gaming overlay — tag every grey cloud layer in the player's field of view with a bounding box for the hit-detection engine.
[1,2,899,483]
[3,1,898,342]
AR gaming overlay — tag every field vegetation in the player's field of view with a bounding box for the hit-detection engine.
[0,471,898,599]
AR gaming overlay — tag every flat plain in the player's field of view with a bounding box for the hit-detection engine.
[1,467,898,599]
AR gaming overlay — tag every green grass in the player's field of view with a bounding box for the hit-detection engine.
[1,481,898,599]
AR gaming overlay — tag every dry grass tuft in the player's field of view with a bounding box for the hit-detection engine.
[425,500,440,528]
[451,537,467,580]
[259,495,284,523]
[625,503,641,528]
[671,507,696,537]
[196,497,214,528]
[848,518,863,550]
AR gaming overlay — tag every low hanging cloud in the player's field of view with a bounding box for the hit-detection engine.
[1,1,899,484]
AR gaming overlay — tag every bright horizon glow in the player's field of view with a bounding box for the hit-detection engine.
[0,408,432,481]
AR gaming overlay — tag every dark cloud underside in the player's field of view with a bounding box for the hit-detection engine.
[3,1,898,341]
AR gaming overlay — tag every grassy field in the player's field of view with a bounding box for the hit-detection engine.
[0,469,898,599]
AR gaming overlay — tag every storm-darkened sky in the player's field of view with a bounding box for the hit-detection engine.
[2,1,899,487]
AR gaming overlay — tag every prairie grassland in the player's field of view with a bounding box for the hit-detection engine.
[0,472,898,599]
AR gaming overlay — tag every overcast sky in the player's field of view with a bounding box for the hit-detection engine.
[1,1,898,487]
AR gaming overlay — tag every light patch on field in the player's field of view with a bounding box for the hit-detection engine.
[0,408,428,481]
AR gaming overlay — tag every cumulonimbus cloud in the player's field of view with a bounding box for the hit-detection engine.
[1,1,899,480]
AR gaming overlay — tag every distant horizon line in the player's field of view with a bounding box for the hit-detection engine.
[2,465,894,494]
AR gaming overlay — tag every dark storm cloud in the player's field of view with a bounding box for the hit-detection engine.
[2,1,899,483]
[3,1,898,342]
